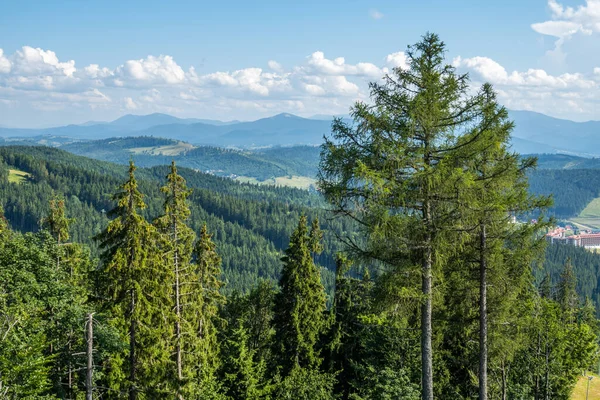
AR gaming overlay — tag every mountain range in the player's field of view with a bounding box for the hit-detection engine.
[2,110,600,155]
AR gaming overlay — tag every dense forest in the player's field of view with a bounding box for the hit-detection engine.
[1,34,599,400]
[527,169,600,218]
[0,145,350,294]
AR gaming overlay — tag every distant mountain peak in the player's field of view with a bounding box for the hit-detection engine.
[272,113,301,119]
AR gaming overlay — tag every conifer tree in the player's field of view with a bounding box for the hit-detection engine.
[41,195,73,271]
[41,196,90,398]
[319,32,498,399]
[154,161,195,398]
[96,161,172,399]
[42,195,71,246]
[326,254,373,398]
[557,259,578,323]
[191,224,226,395]
[540,273,552,299]
[273,215,327,374]
[453,84,550,399]
[221,319,272,399]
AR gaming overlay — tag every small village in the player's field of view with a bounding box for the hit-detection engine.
[546,225,600,249]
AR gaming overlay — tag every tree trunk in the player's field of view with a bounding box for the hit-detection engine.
[129,289,137,400]
[174,221,184,400]
[544,342,550,400]
[501,360,507,400]
[86,313,94,400]
[479,224,488,400]
[421,231,434,400]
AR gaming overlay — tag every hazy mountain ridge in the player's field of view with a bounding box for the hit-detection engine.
[0,112,332,147]
[3,110,600,155]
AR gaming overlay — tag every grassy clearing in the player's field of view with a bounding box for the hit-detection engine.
[235,175,316,190]
[272,176,316,189]
[571,372,600,399]
[565,197,600,230]
[129,142,196,156]
[8,169,30,184]
[579,198,600,218]
[570,218,600,230]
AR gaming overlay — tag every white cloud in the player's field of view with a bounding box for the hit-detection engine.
[369,9,384,20]
[454,55,596,88]
[84,64,113,79]
[0,49,11,74]
[532,1,600,59]
[454,54,600,120]
[531,20,584,38]
[4,41,600,124]
[11,46,76,77]
[385,52,409,69]
[124,97,138,110]
[268,60,283,72]
[114,55,186,85]
[304,51,385,78]
[140,88,161,103]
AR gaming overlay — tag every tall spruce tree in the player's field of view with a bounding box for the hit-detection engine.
[319,32,496,399]
[557,259,578,323]
[453,84,550,399]
[42,195,71,246]
[191,224,226,395]
[96,161,172,399]
[41,195,73,271]
[153,161,195,398]
[273,215,327,374]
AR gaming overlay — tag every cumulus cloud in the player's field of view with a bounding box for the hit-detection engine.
[454,54,600,120]
[0,49,11,74]
[454,55,596,88]
[113,55,186,85]
[267,60,283,72]
[304,51,385,78]
[10,46,76,77]
[385,52,409,69]
[5,41,599,124]
[532,1,599,60]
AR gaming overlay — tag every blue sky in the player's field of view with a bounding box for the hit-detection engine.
[1,0,600,127]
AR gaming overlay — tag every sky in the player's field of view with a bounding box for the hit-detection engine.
[1,0,600,127]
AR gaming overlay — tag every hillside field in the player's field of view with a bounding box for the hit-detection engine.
[571,372,600,399]
[8,168,30,184]
[236,175,317,189]
[568,197,600,229]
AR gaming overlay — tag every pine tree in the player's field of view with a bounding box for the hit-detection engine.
[221,319,271,399]
[42,195,72,246]
[191,224,226,395]
[540,273,552,299]
[557,259,579,323]
[326,254,374,398]
[452,84,551,399]
[41,197,91,399]
[96,161,172,399]
[273,215,327,374]
[318,32,500,399]
[154,161,195,398]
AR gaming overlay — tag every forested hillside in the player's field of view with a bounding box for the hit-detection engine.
[541,243,600,309]
[0,146,351,293]
[527,169,600,218]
